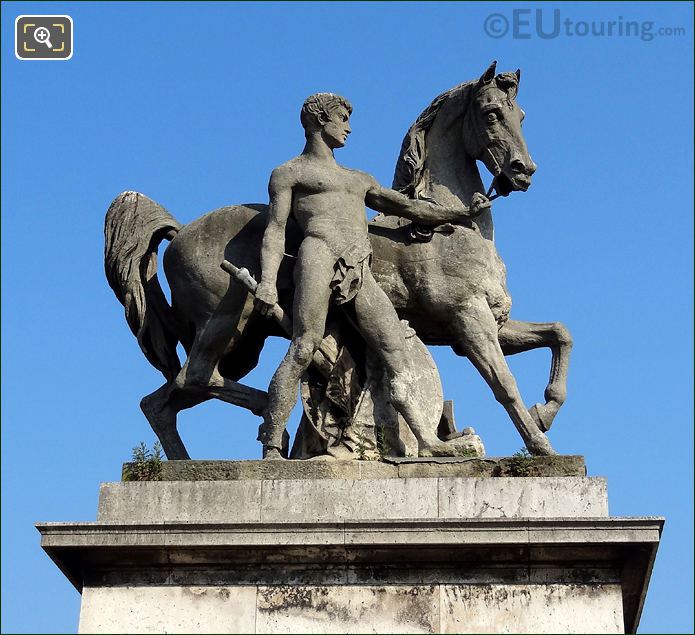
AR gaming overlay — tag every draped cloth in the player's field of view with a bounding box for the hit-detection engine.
[329,237,373,305]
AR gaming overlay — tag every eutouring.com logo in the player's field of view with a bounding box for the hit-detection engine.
[483,9,686,42]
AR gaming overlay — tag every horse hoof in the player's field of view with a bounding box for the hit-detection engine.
[527,434,557,456]
[263,447,285,461]
[529,403,552,432]
[419,442,458,458]
[250,393,270,417]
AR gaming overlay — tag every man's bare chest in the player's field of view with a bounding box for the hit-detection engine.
[293,166,367,198]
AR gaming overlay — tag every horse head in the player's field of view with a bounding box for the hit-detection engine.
[393,62,535,206]
[462,61,536,197]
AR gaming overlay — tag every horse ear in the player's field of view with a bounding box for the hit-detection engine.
[515,68,521,83]
[480,61,497,84]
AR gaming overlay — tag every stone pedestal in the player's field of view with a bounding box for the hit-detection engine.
[37,457,662,634]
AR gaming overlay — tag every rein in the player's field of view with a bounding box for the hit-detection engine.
[486,182,501,202]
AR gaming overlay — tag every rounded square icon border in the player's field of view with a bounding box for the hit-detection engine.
[15,15,73,61]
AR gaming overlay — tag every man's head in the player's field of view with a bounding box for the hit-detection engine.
[300,93,352,148]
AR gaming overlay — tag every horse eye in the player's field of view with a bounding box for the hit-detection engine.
[486,112,498,123]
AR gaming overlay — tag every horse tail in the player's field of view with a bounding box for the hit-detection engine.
[104,191,183,382]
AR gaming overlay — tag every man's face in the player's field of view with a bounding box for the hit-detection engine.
[321,106,351,149]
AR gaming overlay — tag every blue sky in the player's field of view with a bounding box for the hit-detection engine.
[2,2,693,633]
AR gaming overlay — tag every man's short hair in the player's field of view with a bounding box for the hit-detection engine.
[300,93,352,133]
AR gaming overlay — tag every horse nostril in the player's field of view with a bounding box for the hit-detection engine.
[510,159,536,176]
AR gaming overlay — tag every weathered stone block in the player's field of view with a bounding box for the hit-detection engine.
[438,476,608,519]
[97,480,263,523]
[79,586,257,634]
[121,455,587,482]
[256,585,440,634]
[98,473,606,523]
[259,477,439,522]
[439,584,623,633]
[39,465,661,634]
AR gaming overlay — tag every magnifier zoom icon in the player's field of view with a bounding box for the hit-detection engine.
[34,26,53,49]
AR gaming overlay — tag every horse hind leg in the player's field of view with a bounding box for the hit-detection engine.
[141,356,269,461]
[141,363,268,461]
[140,382,203,460]
[141,296,269,460]
[138,324,235,461]
[177,298,268,415]
[498,320,573,432]
[454,300,556,456]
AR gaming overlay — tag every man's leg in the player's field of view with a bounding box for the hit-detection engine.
[259,240,335,458]
[353,271,455,456]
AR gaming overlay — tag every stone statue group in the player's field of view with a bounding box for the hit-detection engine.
[105,62,572,461]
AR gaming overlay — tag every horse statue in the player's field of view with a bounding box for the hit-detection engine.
[104,62,571,459]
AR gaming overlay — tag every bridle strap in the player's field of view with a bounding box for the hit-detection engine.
[485,148,502,201]
[465,92,503,202]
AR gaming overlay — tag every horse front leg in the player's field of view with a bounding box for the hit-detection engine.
[498,320,573,432]
[453,300,556,456]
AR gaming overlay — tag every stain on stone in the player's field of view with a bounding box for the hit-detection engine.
[258,585,438,632]
[260,586,353,622]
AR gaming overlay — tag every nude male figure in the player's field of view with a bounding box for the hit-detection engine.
[255,93,490,460]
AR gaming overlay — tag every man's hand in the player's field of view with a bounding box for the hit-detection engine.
[467,193,491,218]
[443,193,490,222]
[255,281,278,317]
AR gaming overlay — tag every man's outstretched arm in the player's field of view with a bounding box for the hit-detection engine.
[257,168,294,314]
[365,181,489,226]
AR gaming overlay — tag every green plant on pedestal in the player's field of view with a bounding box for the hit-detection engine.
[508,448,534,477]
[123,441,164,481]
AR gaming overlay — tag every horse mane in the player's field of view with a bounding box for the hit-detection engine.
[392,72,519,198]
[392,81,475,198]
